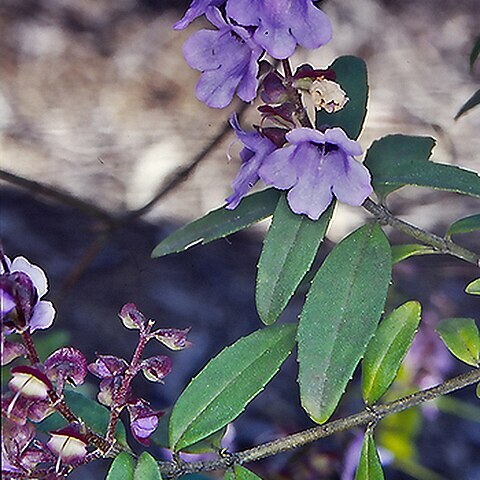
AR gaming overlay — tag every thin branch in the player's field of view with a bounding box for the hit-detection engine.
[363,198,480,267]
[0,169,115,226]
[158,368,480,478]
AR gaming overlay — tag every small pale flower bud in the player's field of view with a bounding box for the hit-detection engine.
[119,303,147,330]
[309,78,349,113]
[154,328,191,351]
[47,425,88,465]
[9,366,52,400]
[140,355,173,382]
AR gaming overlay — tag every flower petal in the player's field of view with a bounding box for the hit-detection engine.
[11,257,48,298]
[29,301,55,332]
[328,153,373,206]
[286,127,325,145]
[173,0,224,30]
[324,127,363,156]
[259,145,298,189]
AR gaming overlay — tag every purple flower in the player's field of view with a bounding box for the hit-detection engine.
[119,303,147,330]
[127,399,163,445]
[154,327,192,350]
[226,0,332,59]
[44,347,88,395]
[183,8,263,108]
[1,256,55,334]
[226,113,277,208]
[1,332,27,366]
[259,127,373,220]
[88,355,129,406]
[173,0,225,30]
[47,425,88,465]
[140,355,173,383]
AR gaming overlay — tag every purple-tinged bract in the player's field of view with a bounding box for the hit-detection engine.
[226,113,277,209]
[226,0,332,59]
[259,127,373,220]
[183,8,263,108]
[154,327,191,350]
[119,303,147,330]
[140,355,173,382]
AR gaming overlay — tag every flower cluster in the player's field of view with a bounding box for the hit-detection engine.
[176,1,373,220]
[1,252,191,477]
[177,0,332,108]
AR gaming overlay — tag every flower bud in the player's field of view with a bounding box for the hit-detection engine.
[88,355,128,379]
[119,303,147,330]
[45,347,87,394]
[154,328,191,351]
[309,78,348,113]
[140,355,173,383]
[9,366,52,400]
[127,399,163,445]
[47,425,88,465]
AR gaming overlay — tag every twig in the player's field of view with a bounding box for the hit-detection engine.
[158,368,480,478]
[0,169,115,226]
[363,198,480,266]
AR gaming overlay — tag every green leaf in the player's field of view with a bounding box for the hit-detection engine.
[365,135,480,199]
[362,301,421,404]
[180,427,227,454]
[470,36,480,72]
[225,465,263,480]
[466,278,480,295]
[355,430,384,480]
[436,318,480,366]
[107,453,135,480]
[152,189,280,257]
[455,89,480,120]
[447,213,480,237]
[134,452,162,480]
[391,244,438,264]
[298,224,391,423]
[476,383,480,399]
[37,390,127,445]
[169,324,296,451]
[256,196,334,325]
[315,56,368,139]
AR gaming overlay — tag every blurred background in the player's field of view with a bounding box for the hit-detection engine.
[1,0,479,478]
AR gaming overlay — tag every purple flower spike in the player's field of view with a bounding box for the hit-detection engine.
[259,127,373,220]
[226,0,332,59]
[119,303,147,330]
[183,7,264,108]
[154,327,192,350]
[45,347,88,395]
[128,399,163,445]
[173,0,225,30]
[140,355,173,383]
[226,113,277,209]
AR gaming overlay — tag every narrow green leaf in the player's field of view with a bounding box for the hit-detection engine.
[447,213,480,237]
[37,390,127,445]
[315,56,368,139]
[181,427,227,454]
[152,189,280,257]
[365,135,480,199]
[476,383,480,399]
[134,452,162,480]
[391,244,438,264]
[362,301,421,404]
[225,465,263,480]
[466,278,480,295]
[256,196,334,325]
[169,324,296,451]
[298,224,391,423]
[107,453,135,480]
[436,318,480,366]
[455,89,480,120]
[355,431,384,480]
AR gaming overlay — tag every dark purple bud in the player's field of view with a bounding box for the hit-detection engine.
[0,272,38,331]
[140,355,173,382]
[261,71,288,104]
[45,347,87,395]
[154,328,192,351]
[258,103,295,125]
[127,398,163,445]
[258,127,289,148]
[27,398,53,423]
[47,425,88,465]
[1,335,27,365]
[293,64,336,81]
[9,366,52,400]
[88,354,128,379]
[119,303,147,330]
